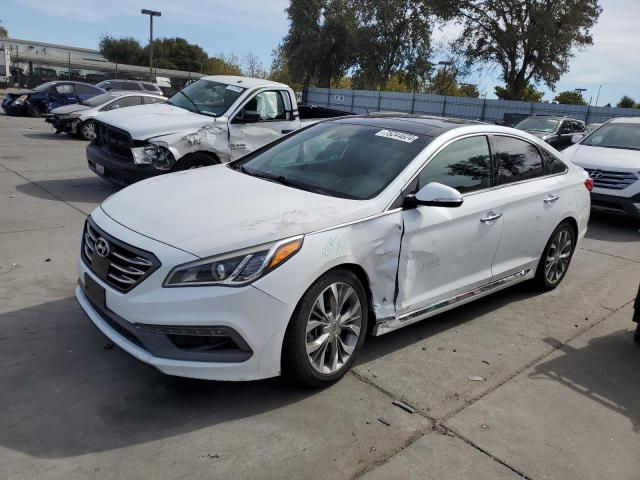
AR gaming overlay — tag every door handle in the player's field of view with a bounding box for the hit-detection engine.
[543,195,560,204]
[480,212,503,223]
[281,129,294,134]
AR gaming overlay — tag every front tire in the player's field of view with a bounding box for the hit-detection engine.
[78,120,97,141]
[534,221,576,290]
[172,152,217,171]
[282,269,368,388]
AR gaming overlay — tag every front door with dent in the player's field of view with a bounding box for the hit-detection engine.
[396,135,503,315]
[228,89,298,160]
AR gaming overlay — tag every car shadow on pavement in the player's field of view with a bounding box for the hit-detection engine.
[586,212,640,242]
[529,329,640,433]
[22,132,81,141]
[0,297,318,459]
[16,177,119,206]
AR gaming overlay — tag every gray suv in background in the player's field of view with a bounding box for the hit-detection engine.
[515,116,588,150]
[95,79,163,95]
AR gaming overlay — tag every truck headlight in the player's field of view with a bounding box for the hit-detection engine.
[164,236,303,287]
[12,95,28,105]
[131,144,174,170]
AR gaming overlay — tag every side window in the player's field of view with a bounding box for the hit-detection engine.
[541,150,568,175]
[76,84,96,95]
[55,84,74,94]
[105,96,143,110]
[574,121,586,133]
[493,136,544,185]
[559,121,571,134]
[417,136,492,194]
[245,91,286,121]
[142,83,158,92]
[123,82,141,91]
[143,96,164,104]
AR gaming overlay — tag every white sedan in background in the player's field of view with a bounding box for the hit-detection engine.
[75,115,591,387]
[46,92,166,140]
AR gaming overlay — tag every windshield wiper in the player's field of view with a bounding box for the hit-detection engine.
[177,91,204,115]
[240,167,334,196]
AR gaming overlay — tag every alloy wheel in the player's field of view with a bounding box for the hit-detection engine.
[83,122,96,140]
[305,282,362,374]
[544,228,572,285]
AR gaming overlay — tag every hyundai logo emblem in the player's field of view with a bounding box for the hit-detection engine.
[589,170,604,179]
[95,237,110,258]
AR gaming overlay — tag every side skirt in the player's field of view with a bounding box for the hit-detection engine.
[372,269,532,336]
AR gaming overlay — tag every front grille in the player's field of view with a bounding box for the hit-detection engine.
[82,218,160,292]
[586,169,639,190]
[94,122,134,161]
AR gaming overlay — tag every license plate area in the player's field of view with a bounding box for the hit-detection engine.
[84,273,106,311]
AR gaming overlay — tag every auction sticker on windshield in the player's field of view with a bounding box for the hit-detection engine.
[226,85,243,93]
[375,129,419,143]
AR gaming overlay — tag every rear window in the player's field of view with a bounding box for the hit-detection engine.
[236,122,431,200]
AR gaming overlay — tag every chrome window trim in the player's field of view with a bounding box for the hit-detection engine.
[309,208,403,235]
[385,131,569,210]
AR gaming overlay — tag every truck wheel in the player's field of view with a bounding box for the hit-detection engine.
[282,269,368,388]
[27,103,43,117]
[78,120,97,141]
[173,152,217,171]
[534,221,576,291]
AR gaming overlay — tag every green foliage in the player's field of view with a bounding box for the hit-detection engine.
[143,37,209,72]
[616,95,636,109]
[99,36,144,65]
[495,84,544,102]
[0,20,8,38]
[454,0,602,100]
[553,91,587,105]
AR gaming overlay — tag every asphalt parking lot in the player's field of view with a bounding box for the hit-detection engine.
[1,114,639,480]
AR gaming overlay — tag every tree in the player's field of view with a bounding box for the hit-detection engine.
[495,84,544,102]
[243,53,268,79]
[454,0,602,100]
[206,53,242,76]
[350,0,434,90]
[99,36,143,64]
[554,91,587,105]
[0,20,8,38]
[616,95,636,108]
[144,37,209,72]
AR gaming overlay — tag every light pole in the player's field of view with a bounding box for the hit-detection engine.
[141,9,161,82]
[595,82,606,106]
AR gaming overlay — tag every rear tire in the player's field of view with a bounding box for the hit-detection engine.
[534,221,576,290]
[282,269,368,388]
[27,103,43,117]
[172,152,217,171]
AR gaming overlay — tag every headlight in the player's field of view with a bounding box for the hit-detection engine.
[164,236,303,287]
[58,113,81,120]
[12,95,28,105]
[131,144,174,170]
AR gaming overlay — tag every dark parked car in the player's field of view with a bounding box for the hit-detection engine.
[2,81,104,116]
[514,116,588,150]
[95,79,163,96]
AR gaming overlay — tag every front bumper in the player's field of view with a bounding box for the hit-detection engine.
[590,191,640,219]
[75,209,294,381]
[87,142,164,186]
[1,100,27,115]
[45,116,76,133]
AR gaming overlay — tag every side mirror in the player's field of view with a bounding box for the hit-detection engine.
[571,134,584,144]
[404,182,463,209]
[234,109,261,124]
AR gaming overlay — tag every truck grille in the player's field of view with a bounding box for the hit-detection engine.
[586,169,639,190]
[81,218,160,292]
[94,122,134,161]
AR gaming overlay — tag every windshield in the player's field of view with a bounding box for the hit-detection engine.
[581,123,640,150]
[167,79,245,117]
[83,93,118,107]
[34,81,57,92]
[515,118,560,133]
[234,122,431,200]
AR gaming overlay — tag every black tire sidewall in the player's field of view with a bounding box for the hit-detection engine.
[79,120,96,141]
[28,103,43,117]
[284,269,369,387]
[536,222,576,290]
[172,153,216,171]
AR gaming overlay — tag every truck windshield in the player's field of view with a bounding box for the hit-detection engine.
[515,118,559,133]
[581,123,640,151]
[234,121,431,200]
[167,79,246,117]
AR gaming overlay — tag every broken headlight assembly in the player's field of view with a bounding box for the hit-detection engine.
[164,236,303,287]
[131,143,175,170]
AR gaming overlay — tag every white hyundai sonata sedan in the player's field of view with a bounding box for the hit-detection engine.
[76,115,591,387]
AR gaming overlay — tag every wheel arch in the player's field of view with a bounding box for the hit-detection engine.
[172,150,221,170]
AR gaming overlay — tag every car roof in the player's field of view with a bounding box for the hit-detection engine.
[327,114,484,136]
[200,75,288,89]
[530,115,584,121]
[102,79,155,84]
[608,117,640,124]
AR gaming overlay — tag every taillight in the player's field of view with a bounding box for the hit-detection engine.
[584,177,593,192]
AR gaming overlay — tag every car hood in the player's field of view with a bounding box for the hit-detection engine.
[100,165,374,258]
[563,144,640,172]
[51,104,90,115]
[95,103,220,140]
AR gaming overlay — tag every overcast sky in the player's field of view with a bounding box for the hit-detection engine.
[3,0,638,105]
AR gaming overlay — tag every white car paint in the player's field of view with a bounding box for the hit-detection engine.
[564,117,640,218]
[76,119,590,381]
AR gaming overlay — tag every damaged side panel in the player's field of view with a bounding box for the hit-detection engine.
[153,120,232,166]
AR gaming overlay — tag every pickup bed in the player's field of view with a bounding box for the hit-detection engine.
[86,75,351,185]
